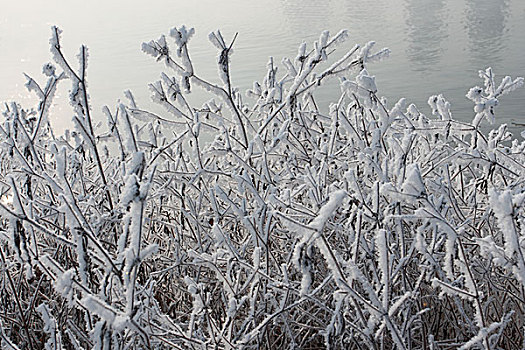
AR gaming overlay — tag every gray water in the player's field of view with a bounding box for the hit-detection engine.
[1,0,524,137]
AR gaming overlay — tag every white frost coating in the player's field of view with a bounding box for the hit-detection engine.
[489,188,525,286]
[139,243,158,261]
[270,118,290,149]
[42,62,56,77]
[427,94,452,121]
[55,146,67,178]
[161,73,181,102]
[192,112,201,137]
[49,26,74,77]
[323,292,344,348]
[292,190,348,295]
[320,44,359,78]
[341,78,358,94]
[458,318,507,350]
[480,67,495,95]
[141,39,159,57]
[37,303,63,350]
[282,57,297,78]
[389,98,407,120]
[185,276,204,337]
[181,72,191,93]
[55,268,76,302]
[120,174,139,207]
[190,250,236,296]
[489,189,515,256]
[319,30,329,49]
[208,30,226,50]
[293,242,313,296]
[212,223,225,247]
[431,278,473,301]
[119,104,138,153]
[359,41,376,64]
[157,35,167,53]
[226,297,237,319]
[1,24,524,350]
[127,199,144,260]
[366,47,391,64]
[127,151,145,176]
[124,89,137,108]
[36,303,55,333]
[309,190,347,231]
[376,229,389,308]
[494,75,524,96]
[326,29,349,48]
[248,81,262,97]
[401,164,425,198]
[252,246,261,270]
[414,226,427,254]
[466,68,523,127]
[355,69,377,93]
[300,266,312,296]
[141,35,167,58]
[8,176,25,216]
[444,227,457,281]
[148,81,186,118]
[388,291,413,318]
[475,236,507,266]
[81,295,117,325]
[466,86,483,103]
[295,41,307,66]
[91,321,105,350]
[191,74,224,96]
[23,74,44,99]
[112,315,129,332]
[314,40,321,58]
[170,25,195,49]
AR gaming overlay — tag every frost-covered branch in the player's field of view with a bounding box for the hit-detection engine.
[0,25,524,350]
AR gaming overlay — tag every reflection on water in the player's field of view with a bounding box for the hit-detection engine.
[0,0,523,137]
[281,0,335,39]
[340,0,392,41]
[404,0,448,71]
[464,0,510,64]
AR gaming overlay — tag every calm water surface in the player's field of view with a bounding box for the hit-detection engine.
[1,0,524,136]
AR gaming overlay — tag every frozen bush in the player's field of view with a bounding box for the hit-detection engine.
[0,25,524,349]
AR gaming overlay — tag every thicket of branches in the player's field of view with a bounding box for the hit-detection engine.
[0,25,524,349]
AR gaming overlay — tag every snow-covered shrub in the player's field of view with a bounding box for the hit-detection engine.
[0,25,524,349]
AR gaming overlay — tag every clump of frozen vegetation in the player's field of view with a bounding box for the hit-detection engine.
[0,25,524,349]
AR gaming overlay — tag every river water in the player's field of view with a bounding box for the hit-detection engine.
[1,0,524,137]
